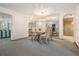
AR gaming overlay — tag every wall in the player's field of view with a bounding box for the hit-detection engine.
[0,6,27,40]
[59,13,64,39]
[74,4,79,46]
[63,18,74,36]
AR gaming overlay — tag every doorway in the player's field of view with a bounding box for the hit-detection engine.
[63,14,74,42]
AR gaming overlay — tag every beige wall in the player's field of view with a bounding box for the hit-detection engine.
[74,5,79,47]
[63,18,74,36]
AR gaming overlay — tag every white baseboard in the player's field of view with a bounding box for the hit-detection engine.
[11,37,28,41]
[62,36,74,42]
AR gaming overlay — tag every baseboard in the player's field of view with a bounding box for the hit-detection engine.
[11,37,28,41]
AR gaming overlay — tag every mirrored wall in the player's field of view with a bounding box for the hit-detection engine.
[0,12,12,39]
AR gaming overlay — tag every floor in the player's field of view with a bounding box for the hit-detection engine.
[0,37,79,56]
[52,37,79,55]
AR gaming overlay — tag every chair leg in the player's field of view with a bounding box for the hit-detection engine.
[31,36,34,41]
[45,37,48,44]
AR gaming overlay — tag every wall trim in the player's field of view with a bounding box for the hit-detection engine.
[11,37,28,41]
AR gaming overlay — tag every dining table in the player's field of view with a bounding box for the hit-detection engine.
[32,31,45,42]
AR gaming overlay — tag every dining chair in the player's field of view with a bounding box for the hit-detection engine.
[40,31,49,44]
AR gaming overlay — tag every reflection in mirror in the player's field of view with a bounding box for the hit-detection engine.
[0,12,12,39]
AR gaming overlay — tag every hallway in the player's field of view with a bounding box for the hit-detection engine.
[0,38,78,56]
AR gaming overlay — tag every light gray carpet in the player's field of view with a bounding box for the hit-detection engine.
[0,38,78,56]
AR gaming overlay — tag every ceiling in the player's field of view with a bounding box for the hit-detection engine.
[0,12,12,18]
[0,3,76,16]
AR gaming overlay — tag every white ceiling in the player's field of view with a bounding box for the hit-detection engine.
[0,3,77,16]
